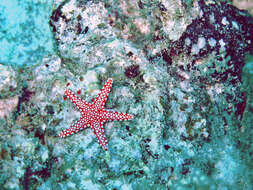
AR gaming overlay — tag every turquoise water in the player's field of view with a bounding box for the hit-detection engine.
[0,0,54,66]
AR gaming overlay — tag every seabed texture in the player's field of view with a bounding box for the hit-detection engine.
[0,0,253,189]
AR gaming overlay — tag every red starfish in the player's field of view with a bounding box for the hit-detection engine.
[59,78,133,151]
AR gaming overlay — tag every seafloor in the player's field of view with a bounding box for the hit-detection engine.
[0,0,253,189]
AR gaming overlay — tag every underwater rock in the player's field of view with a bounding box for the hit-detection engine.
[0,0,252,189]
[166,0,253,83]
[0,64,18,99]
[0,96,18,118]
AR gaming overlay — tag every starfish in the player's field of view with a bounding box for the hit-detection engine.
[59,78,133,151]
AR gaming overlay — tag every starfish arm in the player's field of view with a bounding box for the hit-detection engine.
[65,89,90,113]
[93,78,113,109]
[103,110,133,121]
[92,121,108,151]
[59,117,90,137]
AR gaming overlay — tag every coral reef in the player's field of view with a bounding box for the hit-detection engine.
[0,0,252,189]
